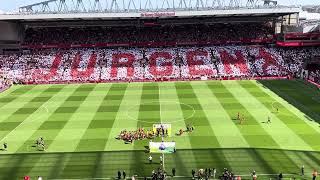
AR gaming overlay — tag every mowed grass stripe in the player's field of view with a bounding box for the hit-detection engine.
[256,80,320,133]
[0,86,35,139]
[49,84,110,179]
[174,82,221,148]
[101,83,141,178]
[285,150,319,178]
[223,81,313,151]
[3,85,66,103]
[0,153,55,180]
[72,84,122,152]
[174,82,233,171]
[204,81,284,174]
[191,81,249,148]
[3,85,35,97]
[133,83,161,176]
[174,82,233,174]
[159,83,194,149]
[206,81,302,175]
[3,85,78,179]
[206,81,280,149]
[0,85,64,179]
[240,81,320,151]
[158,83,195,176]
[72,83,114,152]
[294,81,320,114]
[205,81,296,174]
[191,81,266,174]
[136,82,161,131]
[0,149,315,180]
[0,85,62,153]
[0,85,68,179]
[28,153,73,180]
[14,84,81,153]
[62,83,130,179]
[0,85,35,108]
[0,85,40,122]
[256,81,320,136]
[26,85,83,152]
[104,83,142,152]
[76,83,125,152]
[259,80,320,123]
[0,82,319,179]
[46,84,95,152]
[249,148,299,176]
[13,85,73,153]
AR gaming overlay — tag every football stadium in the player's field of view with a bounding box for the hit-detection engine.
[0,0,319,179]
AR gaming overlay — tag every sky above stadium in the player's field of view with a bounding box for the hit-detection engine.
[0,0,318,12]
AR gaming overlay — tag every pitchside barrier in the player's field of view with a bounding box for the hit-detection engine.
[23,76,289,85]
[307,79,320,88]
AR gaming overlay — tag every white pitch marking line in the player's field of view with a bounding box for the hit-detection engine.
[159,84,165,170]
[0,104,50,143]
[126,100,195,124]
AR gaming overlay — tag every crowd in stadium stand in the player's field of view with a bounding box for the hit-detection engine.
[278,48,320,77]
[0,77,6,90]
[24,23,273,45]
[309,70,320,84]
[305,63,320,84]
[0,46,319,85]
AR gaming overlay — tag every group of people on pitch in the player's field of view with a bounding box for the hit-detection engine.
[176,124,195,136]
[116,128,152,143]
[237,112,272,124]
[116,126,169,143]
[151,168,167,180]
[192,168,217,179]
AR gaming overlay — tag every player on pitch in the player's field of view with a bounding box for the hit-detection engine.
[36,137,46,151]
[3,142,7,151]
[267,116,271,124]
[240,115,245,125]
[237,112,244,125]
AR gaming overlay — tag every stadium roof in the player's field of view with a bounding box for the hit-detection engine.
[302,5,320,13]
[0,7,300,22]
[300,11,320,20]
[0,0,300,21]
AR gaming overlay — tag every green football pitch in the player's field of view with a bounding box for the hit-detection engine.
[0,80,319,180]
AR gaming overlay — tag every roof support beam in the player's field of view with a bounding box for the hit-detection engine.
[18,0,282,14]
